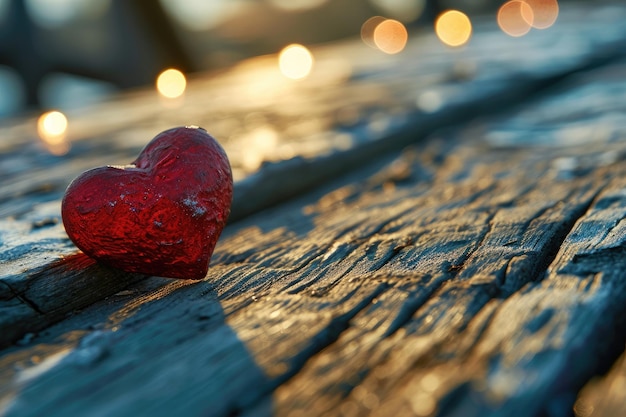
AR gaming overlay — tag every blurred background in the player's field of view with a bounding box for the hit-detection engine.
[0,0,587,121]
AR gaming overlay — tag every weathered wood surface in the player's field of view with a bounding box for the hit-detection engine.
[1,3,626,416]
[2,4,626,351]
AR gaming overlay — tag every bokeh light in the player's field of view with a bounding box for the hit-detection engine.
[498,0,534,37]
[435,10,472,47]
[156,68,187,99]
[373,19,408,54]
[525,0,558,29]
[278,44,314,80]
[361,16,386,49]
[37,110,70,155]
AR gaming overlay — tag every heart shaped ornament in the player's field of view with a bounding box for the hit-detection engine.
[62,126,233,279]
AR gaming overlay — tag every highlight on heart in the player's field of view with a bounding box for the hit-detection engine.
[61,126,233,280]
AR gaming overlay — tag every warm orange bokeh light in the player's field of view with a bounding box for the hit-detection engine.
[37,110,69,155]
[498,0,534,37]
[361,16,386,49]
[435,10,472,47]
[373,19,408,54]
[279,44,314,79]
[525,0,558,29]
[156,68,187,98]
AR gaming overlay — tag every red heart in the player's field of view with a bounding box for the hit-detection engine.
[61,126,233,279]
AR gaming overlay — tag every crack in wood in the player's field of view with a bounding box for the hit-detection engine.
[279,205,419,295]
[262,172,620,416]
[245,282,392,410]
[0,280,44,316]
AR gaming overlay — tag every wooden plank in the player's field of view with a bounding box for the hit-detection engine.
[267,158,625,416]
[0,202,144,348]
[1,49,626,416]
[2,3,626,350]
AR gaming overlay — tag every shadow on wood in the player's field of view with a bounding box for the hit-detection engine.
[0,252,145,349]
[1,278,274,416]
